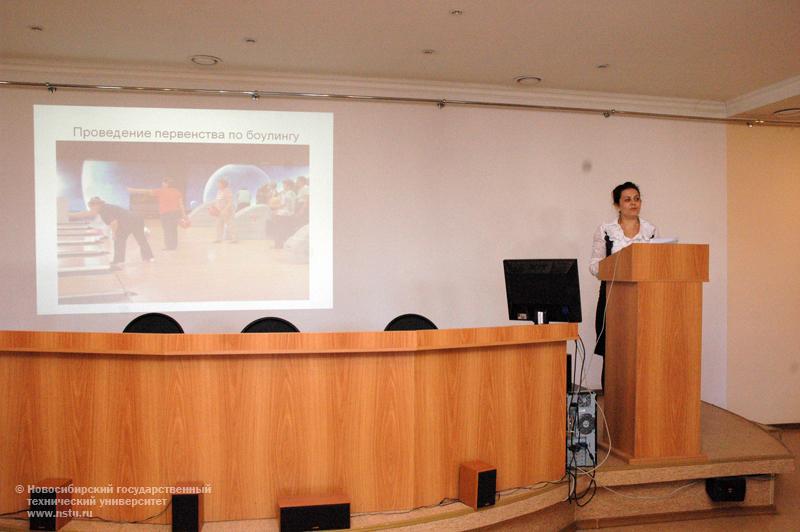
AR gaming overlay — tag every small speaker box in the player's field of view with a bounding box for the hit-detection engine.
[171,482,204,532]
[29,478,73,531]
[278,494,350,532]
[705,476,746,502]
[459,461,496,510]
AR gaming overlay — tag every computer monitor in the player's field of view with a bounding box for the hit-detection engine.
[503,259,582,324]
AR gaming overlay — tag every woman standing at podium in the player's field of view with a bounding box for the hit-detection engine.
[590,182,658,390]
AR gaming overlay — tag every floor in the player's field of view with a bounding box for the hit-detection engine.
[57,222,309,306]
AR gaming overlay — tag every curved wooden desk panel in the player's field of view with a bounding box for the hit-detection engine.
[0,324,576,522]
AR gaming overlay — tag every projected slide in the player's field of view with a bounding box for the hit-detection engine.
[34,105,333,314]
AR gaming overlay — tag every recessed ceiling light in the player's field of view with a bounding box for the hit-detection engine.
[29,25,44,31]
[422,49,436,55]
[514,75,542,85]
[450,9,463,16]
[773,107,800,117]
[190,55,222,66]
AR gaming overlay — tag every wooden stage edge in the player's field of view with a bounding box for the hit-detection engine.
[597,443,708,467]
[0,402,794,531]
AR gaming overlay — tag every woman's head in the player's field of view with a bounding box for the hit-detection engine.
[612,182,642,218]
[612,182,640,205]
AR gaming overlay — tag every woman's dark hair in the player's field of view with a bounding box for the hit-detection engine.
[612,182,640,204]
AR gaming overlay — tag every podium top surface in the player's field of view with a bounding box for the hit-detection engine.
[598,243,709,282]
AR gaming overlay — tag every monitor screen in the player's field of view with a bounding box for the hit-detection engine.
[503,259,582,323]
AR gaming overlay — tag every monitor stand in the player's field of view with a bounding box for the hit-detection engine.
[530,310,548,324]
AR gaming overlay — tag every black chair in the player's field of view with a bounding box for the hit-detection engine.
[384,313,437,331]
[123,313,183,333]
[241,317,299,333]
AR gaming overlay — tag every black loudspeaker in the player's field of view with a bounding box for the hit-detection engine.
[459,461,497,510]
[172,483,204,532]
[29,478,72,531]
[705,476,746,502]
[278,495,350,532]
[476,468,497,509]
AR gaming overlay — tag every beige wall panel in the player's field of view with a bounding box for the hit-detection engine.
[727,126,800,424]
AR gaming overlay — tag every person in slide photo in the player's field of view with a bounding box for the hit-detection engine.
[70,196,155,266]
[127,178,187,250]
[214,178,238,243]
[267,178,298,248]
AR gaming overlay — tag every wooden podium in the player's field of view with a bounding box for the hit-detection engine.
[598,243,709,464]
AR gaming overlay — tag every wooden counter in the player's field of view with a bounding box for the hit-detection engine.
[0,324,576,522]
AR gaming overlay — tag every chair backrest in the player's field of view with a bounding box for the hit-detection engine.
[241,317,299,333]
[384,313,437,331]
[123,313,184,333]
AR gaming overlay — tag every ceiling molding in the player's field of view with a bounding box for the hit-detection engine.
[725,75,800,117]
[1,60,726,119]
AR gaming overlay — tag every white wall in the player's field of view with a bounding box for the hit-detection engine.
[0,84,727,401]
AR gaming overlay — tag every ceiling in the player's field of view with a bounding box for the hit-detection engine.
[2,0,800,121]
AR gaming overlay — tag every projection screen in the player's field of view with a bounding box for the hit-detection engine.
[34,105,333,314]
